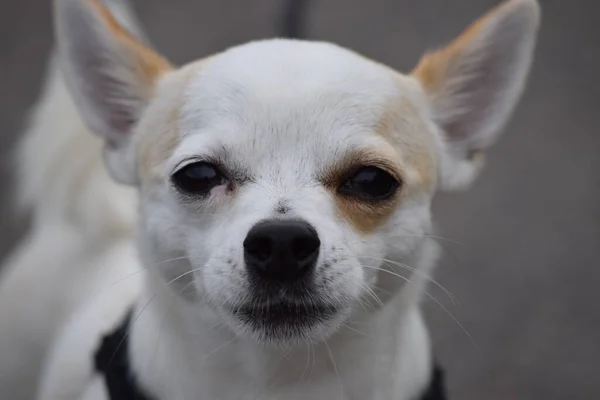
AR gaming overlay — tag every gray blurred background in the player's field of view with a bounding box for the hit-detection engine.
[0,0,598,398]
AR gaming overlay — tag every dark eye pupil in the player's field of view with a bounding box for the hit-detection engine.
[173,162,224,195]
[340,166,399,200]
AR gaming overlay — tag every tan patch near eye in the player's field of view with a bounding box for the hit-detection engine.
[137,60,213,185]
[322,149,403,234]
[374,92,438,191]
[88,0,172,84]
[137,103,181,184]
[335,196,401,234]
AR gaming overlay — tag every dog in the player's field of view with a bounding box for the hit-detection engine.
[0,2,146,399]
[7,0,541,398]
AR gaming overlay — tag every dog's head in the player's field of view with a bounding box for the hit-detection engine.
[55,0,539,344]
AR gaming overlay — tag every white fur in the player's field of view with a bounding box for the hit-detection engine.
[0,57,139,400]
[0,0,539,399]
[0,2,141,398]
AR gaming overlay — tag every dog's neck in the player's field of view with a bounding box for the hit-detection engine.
[129,242,438,400]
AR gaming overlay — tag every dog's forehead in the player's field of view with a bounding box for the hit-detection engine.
[179,40,424,140]
[139,39,438,187]
[186,40,398,101]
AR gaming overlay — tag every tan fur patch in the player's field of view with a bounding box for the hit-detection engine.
[334,196,401,234]
[374,89,438,191]
[137,103,181,185]
[318,65,439,234]
[411,0,511,93]
[137,60,214,185]
[321,149,403,234]
[88,0,172,85]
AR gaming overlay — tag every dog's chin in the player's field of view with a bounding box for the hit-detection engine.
[221,301,349,346]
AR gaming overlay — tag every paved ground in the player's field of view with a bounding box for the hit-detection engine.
[1,1,598,398]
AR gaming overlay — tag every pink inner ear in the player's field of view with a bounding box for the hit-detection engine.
[412,0,539,151]
[81,52,144,140]
[441,14,531,144]
[411,0,540,191]
[57,0,171,143]
[442,40,510,143]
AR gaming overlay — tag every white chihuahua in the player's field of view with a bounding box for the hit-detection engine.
[3,0,540,399]
[0,2,143,398]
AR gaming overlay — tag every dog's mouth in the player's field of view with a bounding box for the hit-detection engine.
[233,301,338,325]
[227,299,342,342]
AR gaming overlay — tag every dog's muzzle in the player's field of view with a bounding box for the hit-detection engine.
[235,219,340,336]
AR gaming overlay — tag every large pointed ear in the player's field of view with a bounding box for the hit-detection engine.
[54,0,172,185]
[412,0,540,190]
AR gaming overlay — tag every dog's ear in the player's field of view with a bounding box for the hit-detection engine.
[54,0,172,185]
[412,0,540,190]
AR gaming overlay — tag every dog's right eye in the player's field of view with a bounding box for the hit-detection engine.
[172,162,226,195]
[338,166,400,201]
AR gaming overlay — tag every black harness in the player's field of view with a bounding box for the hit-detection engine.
[420,364,448,400]
[94,312,447,400]
[94,312,154,400]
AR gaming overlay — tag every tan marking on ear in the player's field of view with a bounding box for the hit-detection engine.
[88,0,172,84]
[410,0,513,93]
[321,148,403,234]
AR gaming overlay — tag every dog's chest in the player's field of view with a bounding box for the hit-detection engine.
[95,312,446,400]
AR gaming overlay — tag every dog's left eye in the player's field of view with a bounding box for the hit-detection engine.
[339,166,400,201]
[172,162,226,195]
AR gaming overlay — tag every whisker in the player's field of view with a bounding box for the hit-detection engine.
[166,267,203,287]
[370,284,393,296]
[316,224,459,304]
[246,346,294,400]
[77,268,147,319]
[361,256,458,305]
[385,232,464,247]
[431,239,464,270]
[105,290,161,370]
[384,235,464,271]
[341,323,374,339]
[299,344,312,384]
[178,280,196,295]
[197,337,237,365]
[157,255,190,266]
[107,268,147,286]
[423,292,479,352]
[362,265,476,349]
[106,265,205,369]
[359,282,384,308]
[353,292,375,312]
[81,268,147,312]
[310,343,316,380]
[266,346,295,389]
[146,313,166,378]
[325,342,345,398]
[361,264,444,310]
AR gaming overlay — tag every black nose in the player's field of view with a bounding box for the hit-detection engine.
[243,220,320,282]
